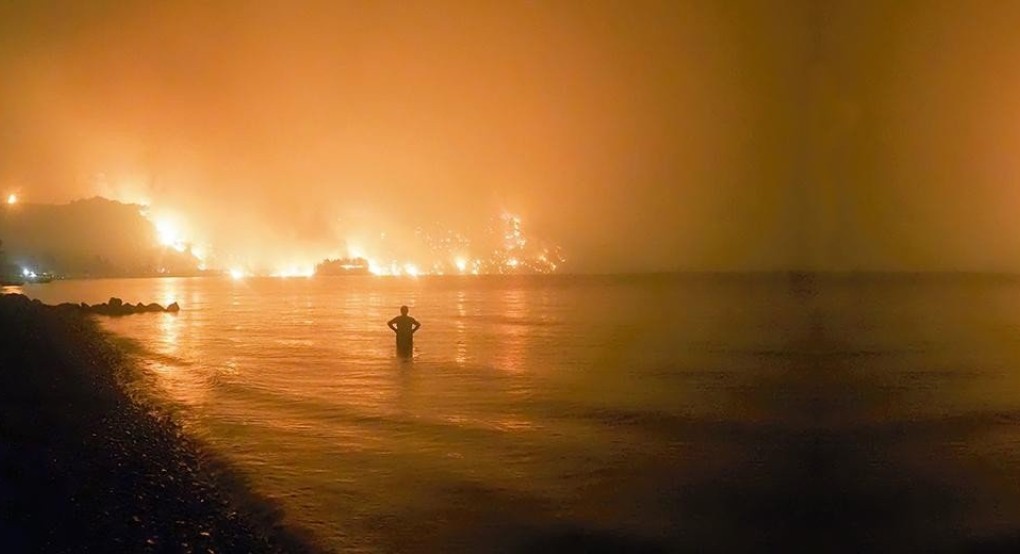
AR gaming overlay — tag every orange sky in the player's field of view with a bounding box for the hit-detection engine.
[802,0,1020,271]
[23,1,1020,271]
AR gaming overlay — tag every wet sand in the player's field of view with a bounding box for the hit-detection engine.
[0,293,317,553]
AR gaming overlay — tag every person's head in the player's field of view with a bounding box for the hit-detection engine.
[400,305,409,315]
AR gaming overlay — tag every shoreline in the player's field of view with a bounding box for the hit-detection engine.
[0,293,319,553]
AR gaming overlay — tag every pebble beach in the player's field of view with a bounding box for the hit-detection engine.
[0,293,317,553]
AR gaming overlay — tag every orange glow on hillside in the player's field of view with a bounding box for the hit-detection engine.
[154,217,186,252]
[134,202,562,278]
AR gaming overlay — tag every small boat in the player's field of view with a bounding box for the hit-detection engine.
[17,269,55,284]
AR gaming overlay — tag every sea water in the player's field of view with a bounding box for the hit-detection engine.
[17,274,1020,551]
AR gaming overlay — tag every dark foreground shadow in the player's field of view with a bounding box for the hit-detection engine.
[0,294,321,553]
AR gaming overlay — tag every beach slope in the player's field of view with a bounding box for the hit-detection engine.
[0,293,316,553]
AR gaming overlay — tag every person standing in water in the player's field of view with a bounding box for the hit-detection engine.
[387,305,421,358]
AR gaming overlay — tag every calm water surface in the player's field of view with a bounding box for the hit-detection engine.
[18,275,1020,551]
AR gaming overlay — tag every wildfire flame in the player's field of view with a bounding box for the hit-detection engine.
[153,216,188,252]
[272,266,315,278]
[138,204,562,278]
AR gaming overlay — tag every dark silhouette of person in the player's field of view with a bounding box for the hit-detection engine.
[388,305,421,358]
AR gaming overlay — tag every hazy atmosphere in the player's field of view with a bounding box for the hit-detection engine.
[11,3,1020,552]
[1,0,804,273]
[4,0,1020,272]
[805,1,1020,271]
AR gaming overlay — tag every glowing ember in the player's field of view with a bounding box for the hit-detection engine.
[502,212,526,250]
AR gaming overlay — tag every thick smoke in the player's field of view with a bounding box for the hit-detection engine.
[1,1,804,272]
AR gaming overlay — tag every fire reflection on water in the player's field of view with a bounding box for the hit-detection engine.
[494,288,530,374]
[143,358,213,409]
[156,310,181,354]
[454,290,469,365]
[25,275,727,552]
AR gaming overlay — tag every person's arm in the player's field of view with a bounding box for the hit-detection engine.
[387,318,398,332]
[411,318,421,333]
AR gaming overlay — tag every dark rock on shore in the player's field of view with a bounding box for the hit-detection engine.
[0,293,319,553]
[72,297,180,316]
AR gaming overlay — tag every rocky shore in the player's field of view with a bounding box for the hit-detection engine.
[53,296,181,316]
[0,293,319,553]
